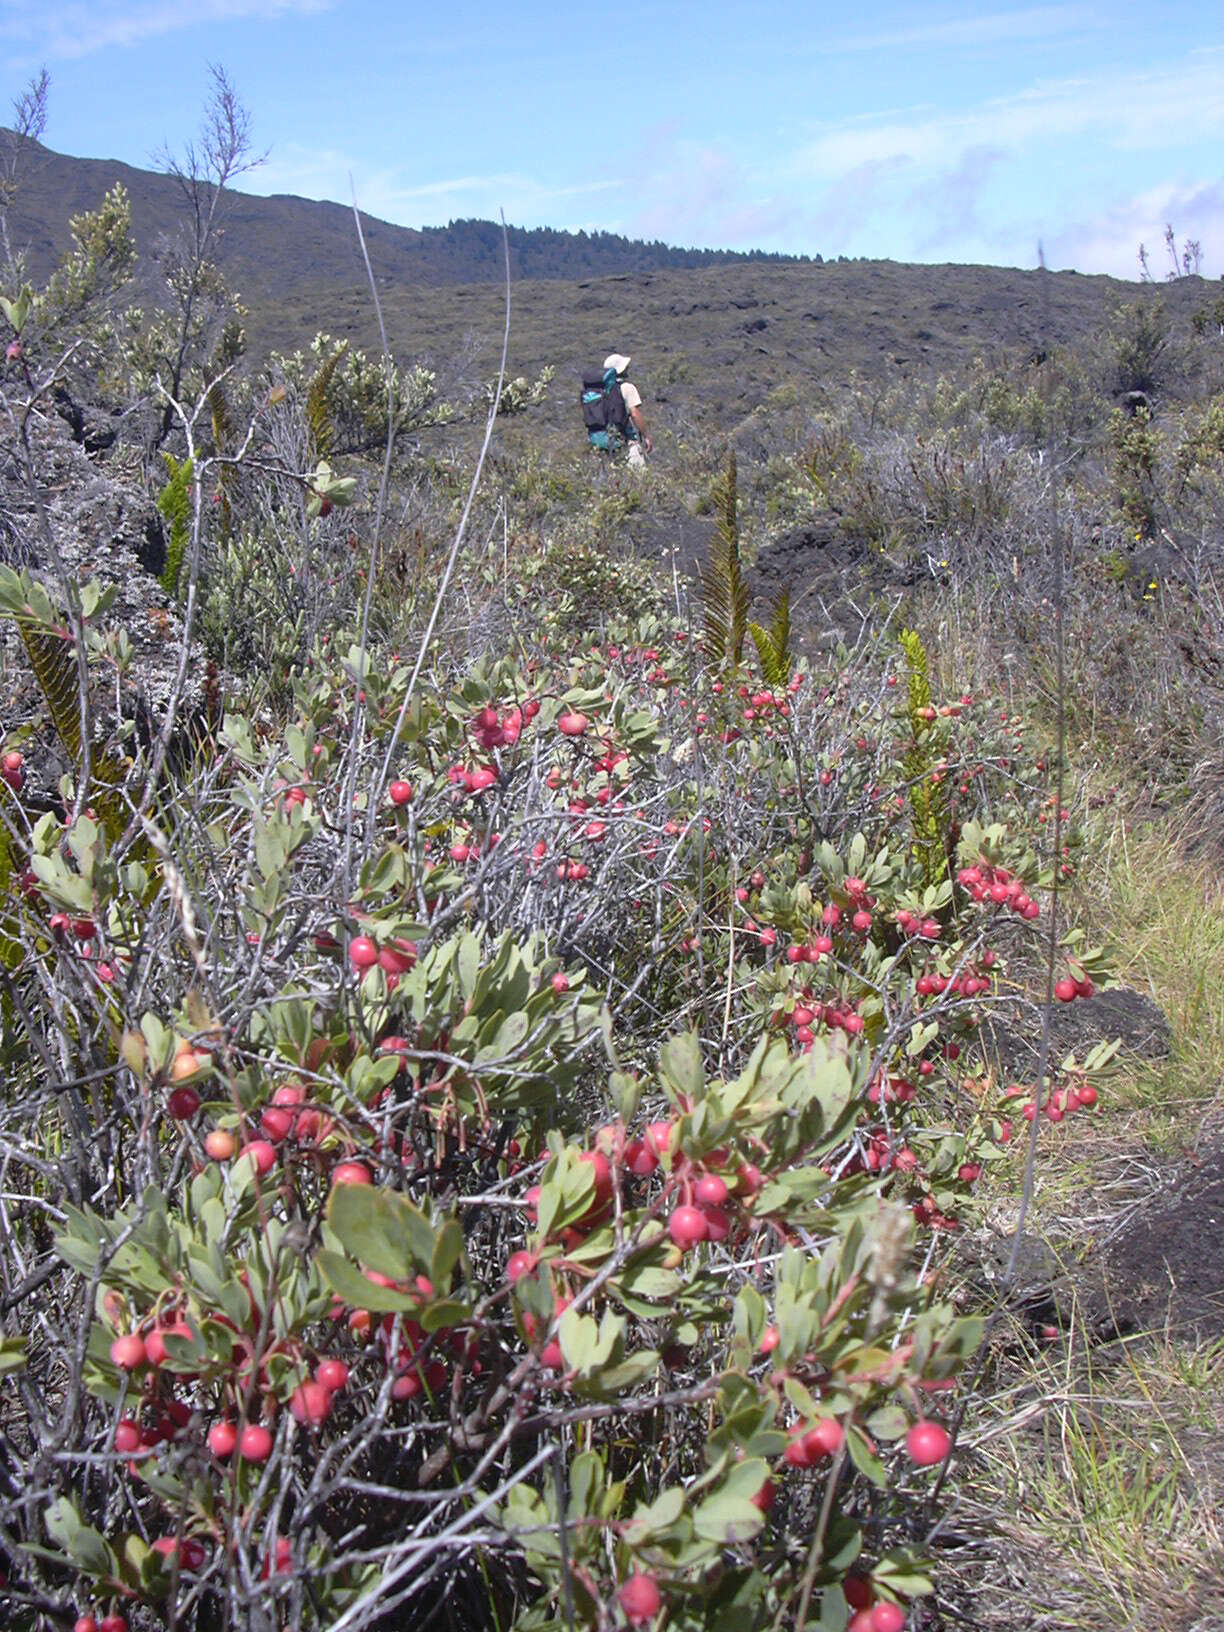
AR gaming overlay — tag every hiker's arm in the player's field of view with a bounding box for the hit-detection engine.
[630,405,652,453]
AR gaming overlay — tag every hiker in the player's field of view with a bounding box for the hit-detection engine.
[581,353,652,467]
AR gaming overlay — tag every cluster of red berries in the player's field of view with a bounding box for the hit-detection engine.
[956,862,1041,920]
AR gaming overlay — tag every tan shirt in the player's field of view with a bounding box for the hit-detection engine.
[619,380,641,413]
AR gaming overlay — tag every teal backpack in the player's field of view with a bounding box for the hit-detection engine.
[580,365,632,450]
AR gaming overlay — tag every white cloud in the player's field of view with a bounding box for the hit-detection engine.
[241,145,626,228]
[795,52,1224,176]
[832,4,1097,54]
[1042,178,1224,278]
[0,0,332,62]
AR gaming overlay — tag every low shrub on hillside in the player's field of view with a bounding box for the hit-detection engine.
[0,505,1116,1630]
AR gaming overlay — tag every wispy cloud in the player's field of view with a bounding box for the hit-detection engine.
[794,52,1224,176]
[1043,177,1224,277]
[0,0,333,63]
[242,145,625,227]
[831,4,1097,54]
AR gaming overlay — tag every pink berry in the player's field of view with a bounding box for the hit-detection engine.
[803,1417,845,1459]
[619,1571,662,1625]
[240,1139,277,1176]
[870,1604,906,1632]
[239,1424,273,1462]
[693,1172,728,1208]
[113,1418,142,1453]
[506,1251,539,1285]
[331,1161,372,1186]
[906,1419,951,1466]
[289,1380,332,1425]
[667,1205,710,1250]
[109,1334,147,1372]
[208,1420,237,1458]
[315,1358,349,1392]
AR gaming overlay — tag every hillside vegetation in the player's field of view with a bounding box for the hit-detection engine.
[0,82,1221,1632]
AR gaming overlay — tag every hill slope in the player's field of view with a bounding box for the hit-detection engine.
[4,128,1207,437]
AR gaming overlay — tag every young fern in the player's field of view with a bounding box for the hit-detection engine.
[157,452,195,599]
[899,627,949,885]
[748,589,792,692]
[305,341,349,462]
[701,452,749,670]
[0,820,19,979]
[0,569,133,847]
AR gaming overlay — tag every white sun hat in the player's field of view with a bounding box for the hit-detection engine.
[603,353,631,375]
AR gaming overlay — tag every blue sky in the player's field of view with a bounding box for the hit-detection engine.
[2,1,1221,278]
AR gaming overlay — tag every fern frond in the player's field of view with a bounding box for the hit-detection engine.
[899,627,932,733]
[748,590,792,692]
[748,621,777,685]
[158,453,195,599]
[701,453,749,669]
[898,628,948,885]
[14,619,131,844]
[0,570,138,852]
[305,342,348,462]
[0,818,20,976]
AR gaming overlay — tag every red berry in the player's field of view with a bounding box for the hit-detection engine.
[289,1381,332,1425]
[557,711,589,737]
[645,1121,673,1159]
[624,1138,658,1175]
[239,1424,273,1462]
[578,1148,613,1206]
[99,1619,128,1632]
[783,1427,812,1467]
[113,1418,142,1453]
[388,781,414,805]
[167,1086,201,1120]
[693,1172,728,1208]
[667,1205,710,1250]
[906,1419,951,1466]
[240,1139,278,1176]
[73,1619,99,1632]
[871,1604,906,1632]
[208,1420,237,1458]
[348,936,378,970]
[618,1571,662,1625]
[803,1417,845,1460]
[109,1334,147,1371]
[506,1251,539,1285]
[204,1128,236,1160]
[844,1574,874,1610]
[260,1106,295,1142]
[316,1358,349,1392]
[332,1160,372,1186]
[1054,977,1078,1003]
